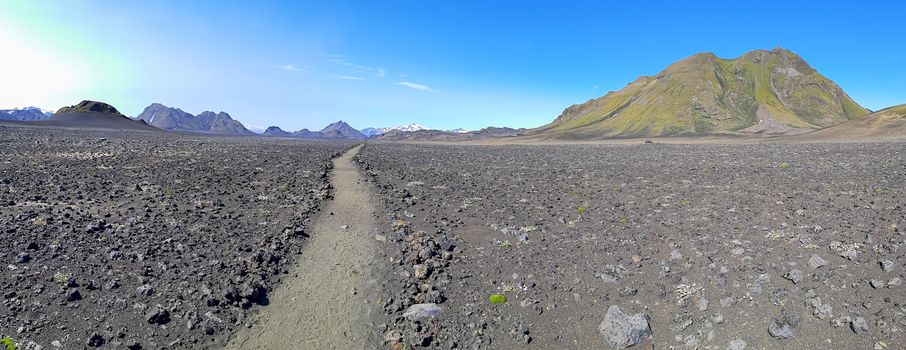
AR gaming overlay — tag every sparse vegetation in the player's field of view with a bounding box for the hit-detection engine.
[489,294,507,304]
[53,271,70,285]
[1,337,15,350]
[778,162,791,169]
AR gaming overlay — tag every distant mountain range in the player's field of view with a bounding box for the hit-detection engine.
[377,126,525,141]
[262,121,366,140]
[0,107,53,121]
[361,124,428,137]
[532,47,868,139]
[4,47,902,141]
[136,103,254,134]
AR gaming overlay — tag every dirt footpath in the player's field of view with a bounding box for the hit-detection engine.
[226,145,380,349]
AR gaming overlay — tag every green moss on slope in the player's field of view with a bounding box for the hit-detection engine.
[539,48,869,139]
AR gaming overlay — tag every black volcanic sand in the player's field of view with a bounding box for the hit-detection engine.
[0,127,354,349]
[356,142,906,349]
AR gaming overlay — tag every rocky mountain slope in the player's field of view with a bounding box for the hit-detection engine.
[796,103,906,141]
[320,121,366,139]
[136,103,254,134]
[0,107,53,121]
[533,48,868,139]
[3,100,160,131]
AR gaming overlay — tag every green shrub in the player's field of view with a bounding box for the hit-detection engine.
[488,294,507,304]
[1,337,16,350]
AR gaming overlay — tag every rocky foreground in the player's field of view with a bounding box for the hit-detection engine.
[357,142,905,349]
[3,127,905,350]
[0,127,352,349]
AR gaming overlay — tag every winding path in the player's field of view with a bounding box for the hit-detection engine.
[226,144,378,349]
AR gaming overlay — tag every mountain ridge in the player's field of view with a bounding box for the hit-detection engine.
[136,103,254,134]
[263,121,365,139]
[532,47,868,139]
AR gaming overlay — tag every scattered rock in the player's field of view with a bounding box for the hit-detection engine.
[783,269,803,284]
[599,305,652,348]
[809,255,828,269]
[136,284,155,296]
[403,303,442,321]
[727,339,747,350]
[146,304,171,325]
[768,309,800,339]
[851,317,869,334]
[86,333,105,347]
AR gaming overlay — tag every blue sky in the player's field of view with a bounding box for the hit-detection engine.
[1,1,904,131]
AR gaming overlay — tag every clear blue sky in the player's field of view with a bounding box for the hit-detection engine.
[1,1,904,131]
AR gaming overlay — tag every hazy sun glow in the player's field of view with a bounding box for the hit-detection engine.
[0,24,84,110]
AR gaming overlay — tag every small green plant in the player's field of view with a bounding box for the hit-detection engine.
[778,162,791,169]
[569,190,579,197]
[488,294,507,304]
[53,271,70,285]
[1,336,15,350]
[680,200,690,206]
[619,217,627,225]
[577,206,587,214]
[496,240,513,248]
[873,188,882,194]
[502,284,516,293]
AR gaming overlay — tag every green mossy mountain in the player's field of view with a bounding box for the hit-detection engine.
[534,48,868,138]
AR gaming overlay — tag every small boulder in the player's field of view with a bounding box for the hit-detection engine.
[783,269,803,284]
[808,255,827,269]
[136,284,155,296]
[727,339,747,350]
[599,305,651,348]
[146,304,170,325]
[403,303,442,321]
[851,317,869,334]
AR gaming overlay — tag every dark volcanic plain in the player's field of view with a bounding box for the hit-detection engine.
[3,125,906,350]
[0,127,352,349]
[357,142,906,349]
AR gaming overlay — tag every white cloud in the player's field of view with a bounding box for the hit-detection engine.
[397,81,439,93]
[327,57,387,78]
[332,74,366,80]
[276,64,305,72]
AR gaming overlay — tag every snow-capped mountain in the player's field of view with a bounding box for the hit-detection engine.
[447,128,471,133]
[361,123,428,137]
[0,106,54,121]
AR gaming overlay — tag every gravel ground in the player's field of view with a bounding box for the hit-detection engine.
[0,127,353,349]
[357,141,906,349]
